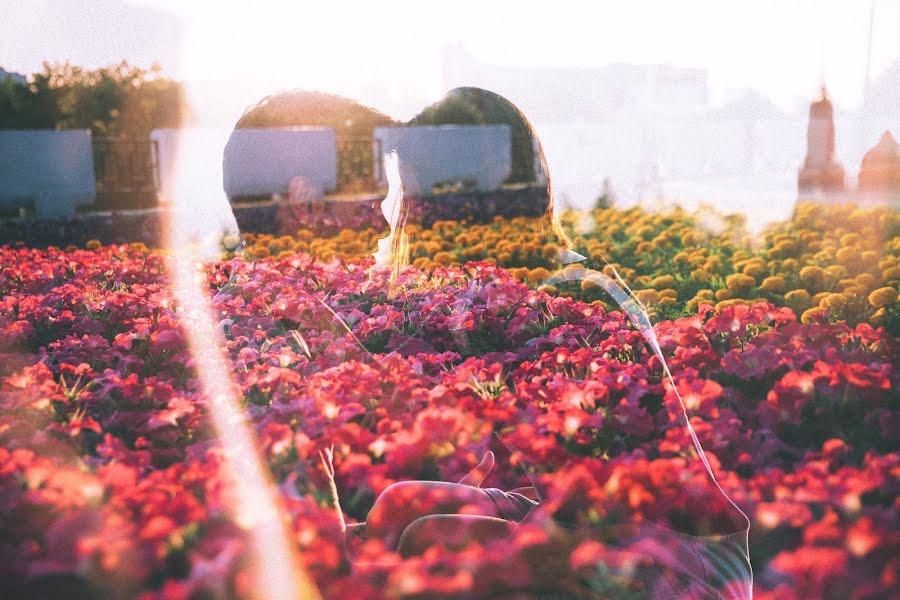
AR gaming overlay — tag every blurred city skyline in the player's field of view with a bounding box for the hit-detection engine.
[3,0,898,227]
[3,0,900,122]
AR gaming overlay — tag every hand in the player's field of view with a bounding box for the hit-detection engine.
[457,451,494,487]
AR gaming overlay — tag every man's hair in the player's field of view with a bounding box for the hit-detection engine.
[233,90,395,135]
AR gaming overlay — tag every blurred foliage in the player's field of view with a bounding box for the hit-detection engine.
[234,90,396,138]
[0,60,185,139]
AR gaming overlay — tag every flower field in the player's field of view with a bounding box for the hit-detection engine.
[242,202,900,333]
[0,201,898,599]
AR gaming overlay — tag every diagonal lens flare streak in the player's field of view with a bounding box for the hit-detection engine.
[170,250,321,600]
[162,128,321,600]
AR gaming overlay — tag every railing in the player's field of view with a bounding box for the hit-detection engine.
[337,137,383,193]
[91,138,160,210]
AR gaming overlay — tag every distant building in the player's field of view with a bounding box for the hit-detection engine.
[0,68,27,86]
[441,43,708,122]
[798,87,845,200]
[858,130,900,203]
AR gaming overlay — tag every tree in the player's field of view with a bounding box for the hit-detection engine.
[0,74,58,129]
[234,90,395,137]
[0,61,187,211]
[0,60,186,138]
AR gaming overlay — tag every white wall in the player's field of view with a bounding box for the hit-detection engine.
[374,125,511,195]
[0,130,96,218]
[154,127,338,202]
[222,128,337,198]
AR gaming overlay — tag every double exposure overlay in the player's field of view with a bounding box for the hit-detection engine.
[1,4,898,599]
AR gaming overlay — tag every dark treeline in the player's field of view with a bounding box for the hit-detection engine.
[0,61,186,139]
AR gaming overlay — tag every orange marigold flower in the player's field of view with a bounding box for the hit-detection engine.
[868,287,897,308]
[726,273,756,291]
[760,276,785,293]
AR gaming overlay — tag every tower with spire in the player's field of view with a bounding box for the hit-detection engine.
[798,86,846,201]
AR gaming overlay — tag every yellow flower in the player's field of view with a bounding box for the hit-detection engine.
[742,262,766,278]
[868,287,898,308]
[687,294,712,312]
[855,273,876,289]
[704,256,724,273]
[86,239,102,250]
[718,298,752,311]
[725,273,756,292]
[781,258,800,272]
[630,275,651,288]
[824,264,848,281]
[770,239,798,258]
[507,267,528,280]
[842,286,867,298]
[537,284,558,295]
[580,278,602,292]
[799,266,826,289]
[433,251,456,266]
[635,225,655,240]
[859,250,879,269]
[840,233,861,247]
[811,291,831,306]
[715,289,734,301]
[650,275,676,290]
[658,288,678,300]
[881,266,900,281]
[526,268,552,285]
[801,306,828,324]
[835,246,858,265]
[757,275,783,293]
[633,289,660,306]
[819,293,847,310]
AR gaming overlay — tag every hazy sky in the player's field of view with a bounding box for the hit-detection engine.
[3,0,899,122]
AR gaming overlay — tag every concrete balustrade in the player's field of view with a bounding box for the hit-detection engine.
[221,127,338,199]
[373,125,512,195]
[0,130,96,218]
